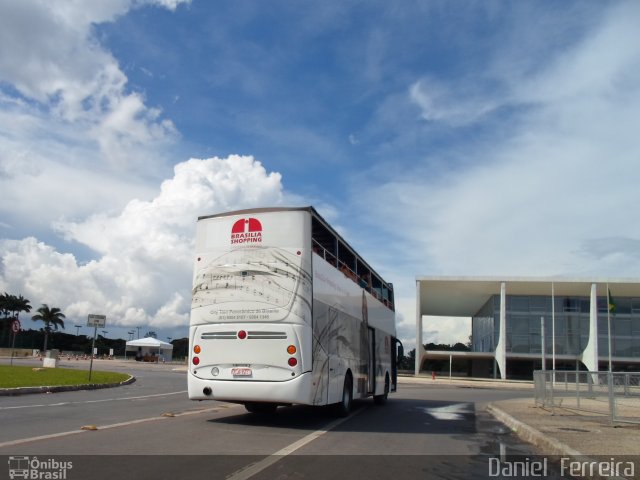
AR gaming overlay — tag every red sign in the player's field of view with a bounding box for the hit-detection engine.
[11,319,20,333]
[230,218,263,245]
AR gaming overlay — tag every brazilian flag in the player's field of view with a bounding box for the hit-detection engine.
[608,289,616,313]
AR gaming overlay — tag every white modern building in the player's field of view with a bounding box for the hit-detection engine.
[415,277,640,379]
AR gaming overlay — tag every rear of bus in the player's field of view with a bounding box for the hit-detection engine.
[188,208,314,407]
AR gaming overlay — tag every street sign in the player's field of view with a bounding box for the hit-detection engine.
[87,314,106,381]
[10,319,21,366]
[87,314,106,327]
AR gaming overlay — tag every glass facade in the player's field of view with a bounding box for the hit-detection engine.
[472,294,640,358]
[471,296,497,353]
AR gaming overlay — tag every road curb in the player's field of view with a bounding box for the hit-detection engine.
[486,404,632,480]
[0,375,136,396]
[486,403,584,457]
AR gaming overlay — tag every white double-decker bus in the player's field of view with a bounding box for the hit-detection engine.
[188,206,401,414]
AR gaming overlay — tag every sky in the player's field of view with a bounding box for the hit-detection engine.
[1,0,640,350]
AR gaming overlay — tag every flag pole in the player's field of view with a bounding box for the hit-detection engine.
[551,282,556,372]
[541,316,546,371]
[607,284,612,373]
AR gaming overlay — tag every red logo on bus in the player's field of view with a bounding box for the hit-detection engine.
[231,218,263,245]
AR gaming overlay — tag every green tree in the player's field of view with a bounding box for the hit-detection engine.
[1,292,32,319]
[32,304,66,352]
[0,293,8,318]
[1,293,32,347]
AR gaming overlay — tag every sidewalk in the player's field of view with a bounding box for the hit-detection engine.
[400,375,640,466]
[487,397,639,457]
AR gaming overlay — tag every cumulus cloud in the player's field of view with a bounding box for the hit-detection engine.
[0,155,284,330]
[0,0,191,243]
[0,0,189,107]
[0,0,184,171]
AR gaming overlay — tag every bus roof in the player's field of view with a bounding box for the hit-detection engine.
[197,206,393,291]
[198,206,312,222]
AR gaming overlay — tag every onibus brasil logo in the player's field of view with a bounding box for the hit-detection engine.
[8,456,73,479]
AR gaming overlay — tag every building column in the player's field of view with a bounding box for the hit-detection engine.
[581,283,599,372]
[494,282,507,379]
[415,280,425,375]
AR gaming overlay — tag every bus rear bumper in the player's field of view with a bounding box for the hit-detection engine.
[188,371,316,405]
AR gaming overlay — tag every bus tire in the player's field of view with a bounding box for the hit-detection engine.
[245,403,278,414]
[373,373,390,405]
[335,372,353,417]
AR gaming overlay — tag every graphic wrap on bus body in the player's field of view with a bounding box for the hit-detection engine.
[191,246,312,325]
[311,254,392,405]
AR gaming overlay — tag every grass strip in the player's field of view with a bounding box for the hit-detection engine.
[0,365,130,388]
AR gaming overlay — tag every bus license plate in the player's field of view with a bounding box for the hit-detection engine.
[231,367,252,376]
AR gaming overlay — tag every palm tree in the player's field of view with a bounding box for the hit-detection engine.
[32,304,66,352]
[1,293,32,347]
[12,294,32,319]
[1,292,31,318]
[0,292,9,318]
[0,293,10,346]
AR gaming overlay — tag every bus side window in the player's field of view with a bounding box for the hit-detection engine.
[371,275,383,300]
[339,262,357,282]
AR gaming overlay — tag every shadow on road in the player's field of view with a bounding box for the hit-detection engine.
[207,398,480,435]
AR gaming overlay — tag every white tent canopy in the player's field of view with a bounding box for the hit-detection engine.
[126,337,173,362]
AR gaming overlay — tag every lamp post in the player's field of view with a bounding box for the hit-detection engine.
[126,331,134,360]
[75,325,82,336]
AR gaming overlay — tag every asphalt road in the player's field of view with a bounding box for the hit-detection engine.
[0,362,564,479]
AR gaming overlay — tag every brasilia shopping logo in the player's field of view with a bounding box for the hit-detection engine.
[231,217,263,245]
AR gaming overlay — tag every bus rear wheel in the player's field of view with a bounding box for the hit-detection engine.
[373,373,390,405]
[245,403,278,414]
[335,372,353,417]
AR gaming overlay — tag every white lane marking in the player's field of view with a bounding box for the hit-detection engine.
[0,429,87,447]
[226,407,365,480]
[0,404,233,448]
[0,390,188,410]
[418,403,472,421]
